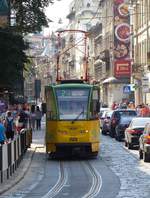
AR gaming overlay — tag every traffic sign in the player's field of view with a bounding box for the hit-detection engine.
[123,85,131,93]
[142,77,149,86]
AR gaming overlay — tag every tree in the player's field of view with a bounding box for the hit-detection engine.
[11,0,55,34]
[0,0,59,98]
[0,27,28,90]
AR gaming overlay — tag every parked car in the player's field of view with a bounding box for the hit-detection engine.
[124,117,150,149]
[115,116,136,141]
[100,110,109,129]
[101,111,113,135]
[110,109,137,138]
[99,107,110,119]
[139,123,150,162]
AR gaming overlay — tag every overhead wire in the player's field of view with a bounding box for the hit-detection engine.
[57,2,102,58]
[33,2,149,63]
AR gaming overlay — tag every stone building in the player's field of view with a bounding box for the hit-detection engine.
[131,0,150,105]
[24,33,58,103]
[64,0,100,80]
[95,0,132,107]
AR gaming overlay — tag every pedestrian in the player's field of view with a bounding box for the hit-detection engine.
[18,107,28,129]
[136,105,142,116]
[4,111,15,141]
[140,104,150,117]
[0,118,6,145]
[35,106,42,130]
[30,106,36,131]
[128,101,135,109]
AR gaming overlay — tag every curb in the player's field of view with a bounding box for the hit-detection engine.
[0,147,36,195]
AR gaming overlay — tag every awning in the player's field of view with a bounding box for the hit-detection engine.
[102,77,120,84]
[94,59,103,66]
[102,77,130,84]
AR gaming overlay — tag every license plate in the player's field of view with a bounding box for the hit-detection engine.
[69,137,78,142]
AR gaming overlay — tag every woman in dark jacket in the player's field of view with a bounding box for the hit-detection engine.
[35,106,42,130]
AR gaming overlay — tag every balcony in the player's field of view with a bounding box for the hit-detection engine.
[99,50,110,62]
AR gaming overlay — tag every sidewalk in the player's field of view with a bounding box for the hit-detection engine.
[0,119,45,195]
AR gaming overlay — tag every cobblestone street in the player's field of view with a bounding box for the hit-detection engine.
[101,135,150,198]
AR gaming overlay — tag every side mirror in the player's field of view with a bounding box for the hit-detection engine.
[41,103,46,114]
[96,101,100,112]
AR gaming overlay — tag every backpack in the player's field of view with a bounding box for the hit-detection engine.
[6,118,13,132]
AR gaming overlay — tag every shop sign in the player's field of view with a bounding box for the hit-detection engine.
[114,60,131,78]
[113,0,131,77]
[142,77,149,86]
[142,86,149,93]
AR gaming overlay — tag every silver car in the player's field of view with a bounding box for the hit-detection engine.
[139,123,150,162]
[125,117,150,149]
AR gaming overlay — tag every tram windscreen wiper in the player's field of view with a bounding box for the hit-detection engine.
[72,107,84,123]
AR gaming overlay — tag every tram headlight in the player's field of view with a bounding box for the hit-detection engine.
[80,130,89,133]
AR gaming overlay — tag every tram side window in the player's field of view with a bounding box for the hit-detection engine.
[90,89,100,119]
[45,89,57,120]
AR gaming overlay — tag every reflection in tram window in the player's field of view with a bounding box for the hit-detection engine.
[56,88,90,120]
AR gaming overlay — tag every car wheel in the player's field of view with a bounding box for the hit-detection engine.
[110,128,115,138]
[115,128,118,140]
[102,129,106,135]
[127,142,133,149]
[139,149,143,159]
[124,140,127,147]
[143,152,150,162]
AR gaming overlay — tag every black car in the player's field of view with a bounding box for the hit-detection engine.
[115,116,135,141]
[110,109,137,138]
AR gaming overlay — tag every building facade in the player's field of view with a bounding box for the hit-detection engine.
[94,0,132,107]
[131,0,150,105]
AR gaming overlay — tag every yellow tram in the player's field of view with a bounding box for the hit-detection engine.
[45,80,100,157]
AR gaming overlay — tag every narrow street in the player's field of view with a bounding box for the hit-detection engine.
[1,119,150,198]
[1,2,150,198]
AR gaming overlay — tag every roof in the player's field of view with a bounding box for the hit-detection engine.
[114,109,136,112]
[53,83,93,89]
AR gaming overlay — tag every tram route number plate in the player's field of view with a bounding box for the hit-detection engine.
[69,137,78,142]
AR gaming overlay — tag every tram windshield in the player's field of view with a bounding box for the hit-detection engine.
[56,88,90,120]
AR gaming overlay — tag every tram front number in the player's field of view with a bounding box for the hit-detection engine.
[69,137,78,142]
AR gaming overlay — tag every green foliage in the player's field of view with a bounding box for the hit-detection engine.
[11,0,53,34]
[24,58,36,78]
[0,27,28,89]
[0,0,57,92]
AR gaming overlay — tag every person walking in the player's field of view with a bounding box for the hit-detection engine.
[4,111,15,141]
[0,118,6,145]
[35,106,42,130]
[140,104,150,117]
[30,107,36,131]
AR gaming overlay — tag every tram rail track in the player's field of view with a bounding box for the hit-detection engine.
[2,155,102,198]
[82,161,102,198]
[42,161,68,198]
[42,160,102,198]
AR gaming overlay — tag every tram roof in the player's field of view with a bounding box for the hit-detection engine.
[46,83,93,89]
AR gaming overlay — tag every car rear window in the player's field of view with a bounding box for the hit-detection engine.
[118,111,137,117]
[120,116,134,124]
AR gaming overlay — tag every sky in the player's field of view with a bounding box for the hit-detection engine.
[44,0,73,35]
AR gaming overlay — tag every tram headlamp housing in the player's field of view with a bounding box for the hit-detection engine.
[80,130,89,133]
